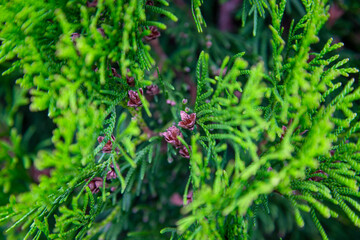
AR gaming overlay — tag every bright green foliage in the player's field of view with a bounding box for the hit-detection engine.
[0,0,360,239]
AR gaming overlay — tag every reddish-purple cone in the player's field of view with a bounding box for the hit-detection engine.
[126,75,135,87]
[146,84,160,96]
[88,177,103,194]
[144,26,160,41]
[179,145,191,159]
[87,0,98,7]
[127,89,143,108]
[97,135,116,153]
[161,126,183,148]
[146,0,154,5]
[111,67,121,78]
[106,163,119,180]
[111,68,135,86]
[186,190,193,204]
[280,125,287,140]
[97,28,106,37]
[71,33,80,43]
[178,111,196,130]
[308,170,328,182]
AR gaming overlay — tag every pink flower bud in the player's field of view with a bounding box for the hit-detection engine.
[97,28,106,37]
[308,170,328,182]
[178,111,196,130]
[179,145,191,159]
[97,135,117,153]
[111,67,121,78]
[127,89,143,108]
[144,26,160,41]
[126,75,135,87]
[106,163,119,180]
[71,33,80,43]
[87,177,103,194]
[280,125,287,139]
[87,0,98,7]
[146,84,160,96]
[161,126,183,148]
[166,99,176,106]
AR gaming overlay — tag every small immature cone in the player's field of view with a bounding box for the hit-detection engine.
[97,135,116,153]
[170,193,183,206]
[111,67,121,78]
[30,166,51,183]
[88,177,103,194]
[178,111,196,130]
[161,126,183,148]
[97,28,106,37]
[127,89,143,108]
[330,150,335,156]
[146,84,159,96]
[126,75,135,87]
[179,145,191,159]
[87,0,98,7]
[144,26,160,41]
[186,190,193,204]
[166,99,176,106]
[106,163,119,180]
[146,0,154,5]
[308,170,328,182]
[111,68,135,86]
[280,125,287,140]
[71,33,80,43]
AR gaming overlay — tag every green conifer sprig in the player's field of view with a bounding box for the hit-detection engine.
[173,0,360,239]
[0,0,177,238]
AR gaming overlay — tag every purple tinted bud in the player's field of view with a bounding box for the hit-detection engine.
[330,150,335,156]
[87,0,98,7]
[97,28,106,37]
[111,67,121,78]
[161,126,183,148]
[144,26,160,41]
[71,33,80,43]
[126,75,135,87]
[280,125,287,139]
[97,135,117,153]
[127,89,143,108]
[308,170,328,182]
[186,190,193,204]
[166,99,176,106]
[234,90,242,99]
[178,111,196,130]
[179,145,191,159]
[106,163,119,180]
[87,177,103,194]
[146,84,160,96]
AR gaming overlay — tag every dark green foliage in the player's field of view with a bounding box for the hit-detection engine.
[0,0,360,239]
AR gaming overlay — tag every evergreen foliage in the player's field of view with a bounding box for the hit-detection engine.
[0,0,359,239]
